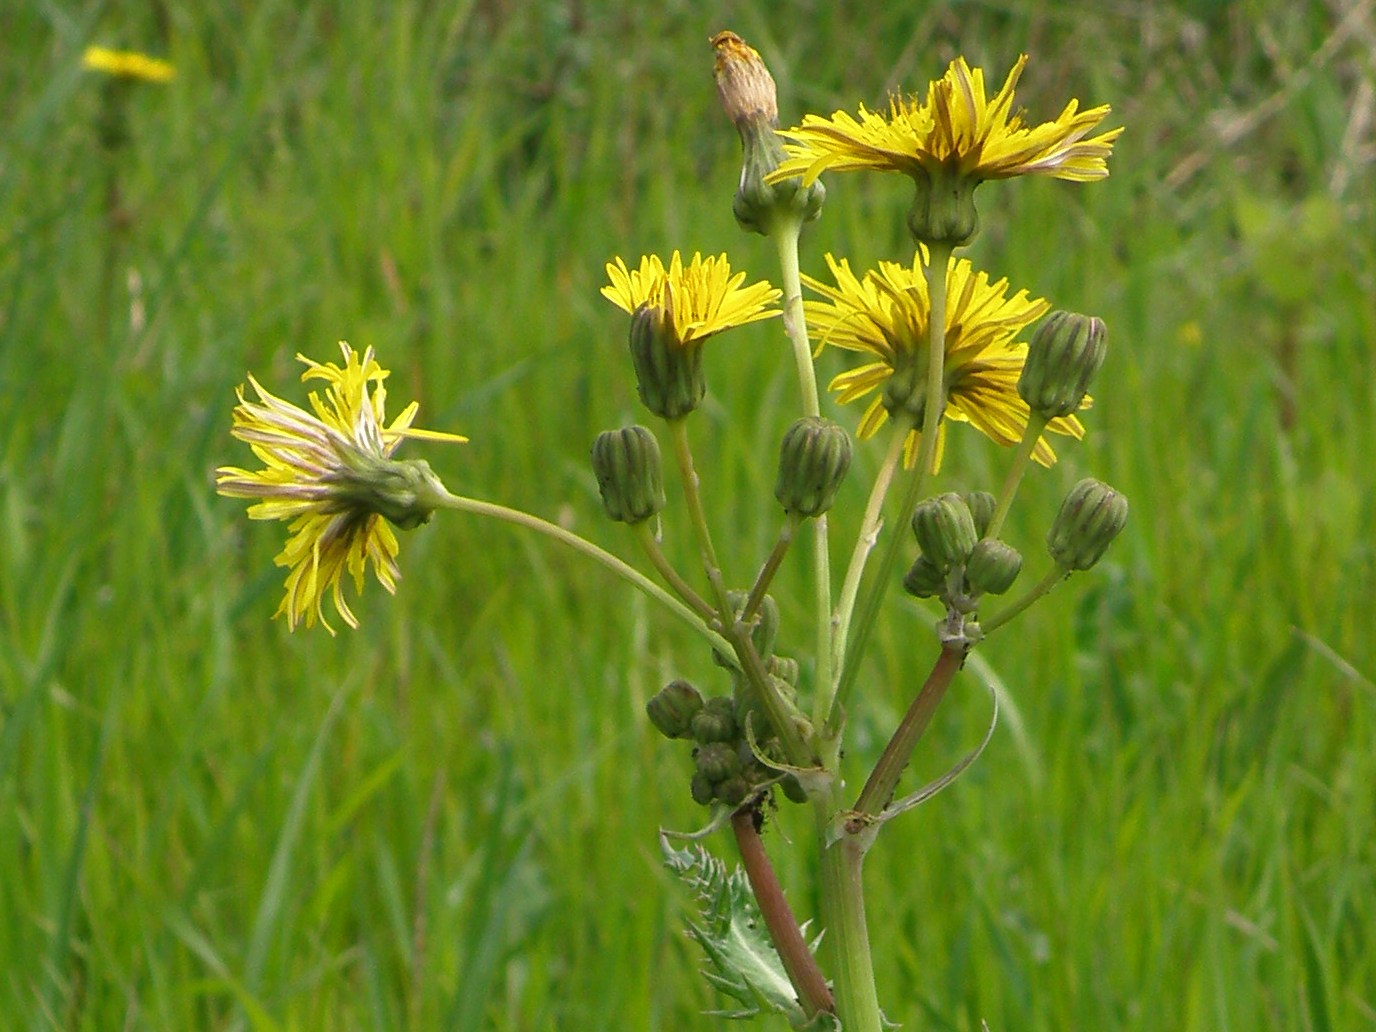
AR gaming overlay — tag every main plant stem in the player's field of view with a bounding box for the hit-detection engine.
[818,808,883,1032]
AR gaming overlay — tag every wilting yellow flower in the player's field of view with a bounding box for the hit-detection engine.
[602,251,781,345]
[804,251,1085,467]
[773,55,1119,186]
[711,30,777,128]
[217,342,465,633]
[82,45,175,83]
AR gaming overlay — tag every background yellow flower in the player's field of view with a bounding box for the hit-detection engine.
[774,54,1120,185]
[82,45,175,83]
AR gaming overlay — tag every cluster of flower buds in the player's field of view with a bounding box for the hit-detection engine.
[904,492,1023,615]
[647,586,811,808]
[645,665,806,808]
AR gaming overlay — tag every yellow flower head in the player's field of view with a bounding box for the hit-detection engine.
[216,342,466,633]
[82,45,175,83]
[772,55,1120,186]
[805,250,1086,468]
[601,251,781,347]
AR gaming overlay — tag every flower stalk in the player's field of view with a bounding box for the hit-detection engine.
[985,411,1049,542]
[436,489,736,661]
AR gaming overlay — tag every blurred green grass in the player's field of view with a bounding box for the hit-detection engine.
[2,0,1373,1028]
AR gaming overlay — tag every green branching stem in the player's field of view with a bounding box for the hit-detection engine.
[769,213,836,737]
[980,566,1069,636]
[664,418,812,767]
[985,411,1048,542]
[819,814,883,1032]
[823,421,908,728]
[633,522,716,621]
[853,643,965,817]
[666,417,735,618]
[912,241,954,480]
[743,515,798,623]
[770,214,821,420]
[434,490,735,662]
[826,243,952,732]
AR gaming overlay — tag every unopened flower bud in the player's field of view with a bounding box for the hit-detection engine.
[591,425,665,524]
[646,679,704,739]
[628,303,704,419]
[965,539,1023,595]
[911,493,979,571]
[696,742,741,783]
[774,416,852,517]
[964,491,997,538]
[712,30,824,235]
[691,696,738,744]
[780,774,809,804]
[1018,311,1107,418]
[691,773,716,806]
[715,776,751,807]
[902,554,947,598]
[715,588,781,663]
[1047,478,1128,571]
[768,655,799,686]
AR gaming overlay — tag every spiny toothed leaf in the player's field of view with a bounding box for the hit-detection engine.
[662,837,836,1028]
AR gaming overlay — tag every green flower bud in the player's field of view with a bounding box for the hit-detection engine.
[780,774,809,805]
[691,696,738,744]
[907,167,980,247]
[768,655,799,686]
[964,539,1023,595]
[715,776,751,807]
[712,31,824,235]
[902,554,947,598]
[591,425,665,524]
[774,416,852,518]
[691,772,716,806]
[712,590,778,665]
[964,491,997,539]
[911,492,979,571]
[628,303,705,420]
[1018,311,1107,419]
[645,679,704,739]
[696,741,741,783]
[1047,478,1128,571]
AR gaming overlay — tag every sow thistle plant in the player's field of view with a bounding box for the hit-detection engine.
[218,30,1126,1031]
